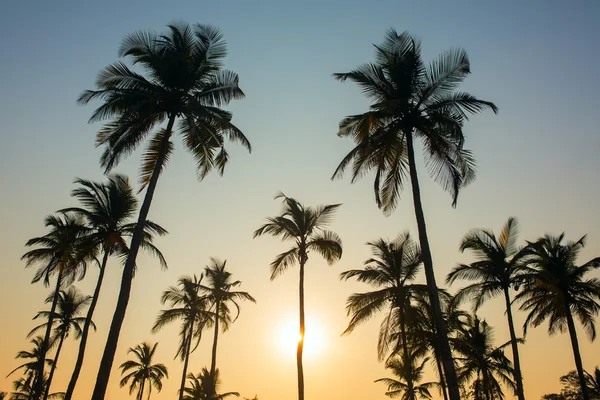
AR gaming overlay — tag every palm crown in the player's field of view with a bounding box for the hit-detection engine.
[375,349,435,400]
[332,29,498,212]
[183,368,239,400]
[119,342,168,400]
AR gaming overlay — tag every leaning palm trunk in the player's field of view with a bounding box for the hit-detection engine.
[210,300,221,376]
[179,322,194,400]
[64,251,109,400]
[405,133,460,400]
[565,303,590,400]
[33,270,63,400]
[43,333,66,400]
[503,287,525,400]
[91,117,175,400]
[297,255,306,400]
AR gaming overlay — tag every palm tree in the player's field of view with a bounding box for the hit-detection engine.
[376,349,436,400]
[515,234,600,400]
[340,232,428,393]
[446,217,527,400]
[453,316,515,400]
[6,337,54,391]
[183,368,239,400]
[585,367,600,399]
[79,22,250,399]
[153,275,213,400]
[254,193,342,400]
[331,29,498,400]
[9,375,64,400]
[21,213,90,399]
[119,342,168,400]
[61,174,167,400]
[28,287,92,399]
[201,259,256,376]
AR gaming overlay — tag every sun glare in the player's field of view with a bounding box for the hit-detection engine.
[278,317,325,358]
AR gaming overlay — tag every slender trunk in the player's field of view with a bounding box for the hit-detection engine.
[64,251,110,400]
[33,269,63,400]
[137,380,145,400]
[503,286,526,400]
[91,116,175,400]
[210,300,221,377]
[398,306,414,394]
[43,333,66,400]
[565,302,590,400]
[297,252,306,400]
[405,133,460,400]
[434,345,448,400]
[179,321,194,400]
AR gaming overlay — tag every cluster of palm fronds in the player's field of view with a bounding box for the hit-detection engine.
[4,20,600,400]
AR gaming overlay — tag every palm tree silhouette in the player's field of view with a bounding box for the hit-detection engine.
[9,375,63,400]
[29,287,92,399]
[585,367,600,398]
[79,22,250,399]
[201,259,256,376]
[340,232,428,393]
[446,217,527,400]
[254,193,342,400]
[21,213,90,399]
[119,342,168,400]
[375,348,436,400]
[6,336,54,391]
[183,368,239,400]
[453,315,515,400]
[153,275,213,400]
[332,29,497,400]
[516,234,600,400]
[61,174,167,400]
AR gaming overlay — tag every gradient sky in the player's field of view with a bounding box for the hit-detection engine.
[1,1,600,399]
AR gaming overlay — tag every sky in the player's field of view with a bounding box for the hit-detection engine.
[1,0,600,399]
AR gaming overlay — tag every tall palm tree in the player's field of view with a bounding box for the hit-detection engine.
[153,275,213,400]
[515,234,600,400]
[21,213,90,399]
[201,259,256,376]
[254,193,342,400]
[29,287,92,399]
[453,316,515,400]
[375,349,436,400]
[61,174,167,400]
[331,29,498,400]
[6,337,54,391]
[446,217,527,400]
[79,22,250,399]
[340,232,428,393]
[183,368,239,400]
[119,342,168,400]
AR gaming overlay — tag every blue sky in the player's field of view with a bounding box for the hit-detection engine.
[1,1,599,399]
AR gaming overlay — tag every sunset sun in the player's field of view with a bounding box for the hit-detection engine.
[278,317,325,358]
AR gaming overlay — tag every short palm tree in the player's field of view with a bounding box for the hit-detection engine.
[61,174,167,400]
[516,234,600,400]
[453,316,515,400]
[254,193,342,400]
[6,337,54,388]
[29,287,92,399]
[119,342,168,400]
[9,375,63,400]
[183,368,239,400]
[153,275,213,400]
[340,232,428,392]
[21,213,90,399]
[332,29,498,400]
[585,367,600,398]
[446,217,527,400]
[79,22,250,399]
[376,349,436,400]
[201,259,256,376]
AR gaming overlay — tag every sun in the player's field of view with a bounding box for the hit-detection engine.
[278,317,325,358]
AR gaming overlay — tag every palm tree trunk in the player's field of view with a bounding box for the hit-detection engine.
[91,116,176,400]
[64,251,110,400]
[179,322,194,400]
[43,333,66,400]
[398,306,414,392]
[33,269,63,400]
[565,303,590,400]
[210,300,221,377]
[137,380,145,400]
[297,256,306,400]
[405,133,460,400]
[503,286,525,400]
[434,346,448,400]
